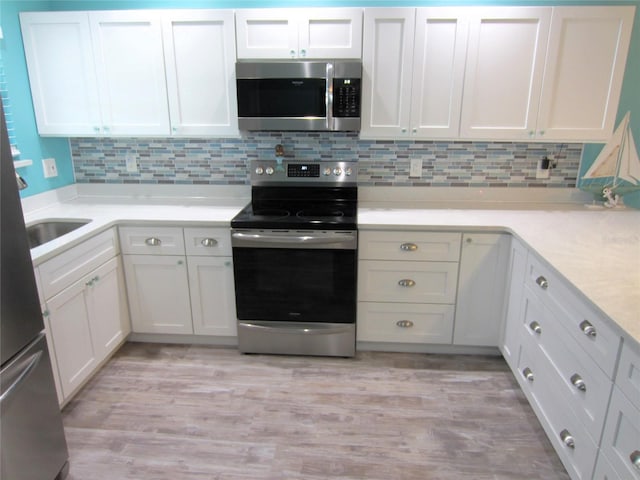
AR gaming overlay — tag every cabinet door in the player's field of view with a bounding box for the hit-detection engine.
[123,255,193,334]
[20,12,101,136]
[298,8,363,59]
[187,257,237,336]
[46,280,97,399]
[411,8,468,139]
[600,387,640,480]
[235,9,298,59]
[500,236,528,367]
[536,6,635,142]
[360,8,415,138]
[454,233,510,346]
[162,10,238,137]
[460,7,550,140]
[87,257,130,363]
[89,11,170,136]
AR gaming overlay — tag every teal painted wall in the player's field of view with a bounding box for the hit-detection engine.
[2,0,639,202]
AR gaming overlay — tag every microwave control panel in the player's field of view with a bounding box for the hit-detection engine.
[333,78,361,118]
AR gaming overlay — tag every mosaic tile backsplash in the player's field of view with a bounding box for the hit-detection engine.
[71,132,582,187]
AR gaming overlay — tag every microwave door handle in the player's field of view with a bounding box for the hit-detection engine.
[326,62,334,131]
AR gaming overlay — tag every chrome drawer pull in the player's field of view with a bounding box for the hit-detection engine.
[630,450,640,470]
[396,320,414,328]
[535,275,549,290]
[570,373,587,392]
[522,367,534,382]
[145,237,161,246]
[398,279,416,287]
[529,321,542,335]
[201,238,218,247]
[559,429,575,449]
[579,320,597,338]
[400,243,418,252]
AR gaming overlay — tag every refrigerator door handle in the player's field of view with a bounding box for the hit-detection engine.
[0,350,42,404]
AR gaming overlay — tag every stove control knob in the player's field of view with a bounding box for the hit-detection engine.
[323,167,332,176]
[255,167,264,175]
[333,167,342,176]
[345,167,353,176]
[265,167,274,175]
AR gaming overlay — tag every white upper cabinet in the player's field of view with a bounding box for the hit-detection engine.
[536,6,635,142]
[20,12,101,136]
[360,8,416,138]
[89,11,170,136]
[361,7,469,139]
[161,10,238,136]
[459,7,551,140]
[235,8,362,59]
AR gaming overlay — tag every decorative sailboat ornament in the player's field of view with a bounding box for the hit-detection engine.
[581,111,640,207]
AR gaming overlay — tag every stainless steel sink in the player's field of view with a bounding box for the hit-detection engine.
[26,219,90,249]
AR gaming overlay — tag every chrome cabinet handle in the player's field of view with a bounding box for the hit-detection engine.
[400,243,418,252]
[579,320,597,338]
[559,429,575,449]
[396,320,414,328]
[570,373,586,392]
[529,321,542,335]
[201,238,218,247]
[630,450,640,470]
[145,237,161,246]
[85,275,100,287]
[299,48,306,57]
[398,279,416,287]
[536,275,549,290]
[289,49,296,57]
[522,367,534,382]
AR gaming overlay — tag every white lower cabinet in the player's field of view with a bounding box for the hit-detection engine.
[43,255,129,402]
[500,235,528,369]
[453,233,510,346]
[122,254,193,334]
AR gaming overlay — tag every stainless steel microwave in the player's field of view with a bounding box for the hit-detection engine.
[236,61,362,132]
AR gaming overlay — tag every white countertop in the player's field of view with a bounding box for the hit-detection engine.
[24,185,639,346]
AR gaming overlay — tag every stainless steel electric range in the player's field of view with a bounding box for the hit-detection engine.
[231,158,357,357]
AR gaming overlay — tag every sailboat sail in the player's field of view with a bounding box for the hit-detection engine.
[582,111,640,193]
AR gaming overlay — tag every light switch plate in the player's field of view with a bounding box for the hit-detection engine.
[410,159,422,178]
[42,158,58,178]
[125,154,138,173]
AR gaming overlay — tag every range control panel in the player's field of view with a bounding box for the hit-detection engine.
[250,160,357,185]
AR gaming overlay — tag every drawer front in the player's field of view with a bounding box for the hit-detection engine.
[119,226,185,255]
[359,231,461,262]
[357,302,454,344]
[39,228,118,299]
[517,338,599,480]
[600,387,640,480]
[184,227,232,257]
[593,451,625,480]
[358,260,458,304]
[616,340,640,411]
[520,289,613,443]
[526,254,621,378]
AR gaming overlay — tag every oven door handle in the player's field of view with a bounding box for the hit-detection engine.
[239,322,353,336]
[231,231,356,249]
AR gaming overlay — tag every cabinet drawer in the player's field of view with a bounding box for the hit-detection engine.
[525,254,621,378]
[357,302,454,344]
[600,387,640,480]
[358,260,458,304]
[119,226,185,255]
[520,288,612,443]
[517,339,599,480]
[184,227,231,256]
[359,231,461,262]
[616,340,640,411]
[38,228,118,299]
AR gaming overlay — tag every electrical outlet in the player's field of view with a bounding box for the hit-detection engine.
[125,154,138,173]
[42,158,58,178]
[536,157,551,179]
[410,159,422,178]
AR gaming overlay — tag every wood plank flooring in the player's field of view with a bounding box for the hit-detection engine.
[62,343,569,479]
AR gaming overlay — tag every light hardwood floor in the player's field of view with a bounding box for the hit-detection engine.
[62,343,569,479]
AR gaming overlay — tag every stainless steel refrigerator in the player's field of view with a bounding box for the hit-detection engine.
[0,106,69,477]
